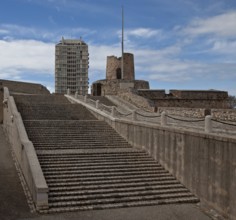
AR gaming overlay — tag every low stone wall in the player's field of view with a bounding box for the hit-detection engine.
[67,95,236,220]
[153,99,229,109]
[211,109,236,121]
[3,87,48,210]
[158,107,209,118]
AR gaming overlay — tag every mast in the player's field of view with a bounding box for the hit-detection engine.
[121,6,124,80]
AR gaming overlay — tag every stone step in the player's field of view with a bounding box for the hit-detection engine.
[37,152,148,159]
[44,170,171,180]
[43,166,167,176]
[49,188,190,202]
[48,192,198,208]
[41,163,164,172]
[49,185,186,196]
[40,160,159,168]
[45,197,199,213]
[36,148,144,155]
[48,181,182,193]
[35,146,132,151]
[46,176,177,186]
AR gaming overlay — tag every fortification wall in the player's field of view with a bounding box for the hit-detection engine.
[92,80,149,96]
[170,90,228,99]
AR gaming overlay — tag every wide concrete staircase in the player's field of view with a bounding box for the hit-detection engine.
[14,94,199,213]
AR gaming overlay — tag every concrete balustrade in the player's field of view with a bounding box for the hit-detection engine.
[67,88,70,95]
[3,87,48,210]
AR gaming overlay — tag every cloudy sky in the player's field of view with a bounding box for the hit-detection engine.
[0,0,236,95]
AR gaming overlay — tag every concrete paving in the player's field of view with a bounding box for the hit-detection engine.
[0,125,214,220]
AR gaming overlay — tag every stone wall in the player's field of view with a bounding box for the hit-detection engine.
[211,109,236,121]
[153,99,229,109]
[158,107,209,118]
[137,89,229,109]
[91,79,149,96]
[138,89,166,99]
[170,90,228,99]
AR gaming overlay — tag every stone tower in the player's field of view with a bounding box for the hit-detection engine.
[106,53,135,80]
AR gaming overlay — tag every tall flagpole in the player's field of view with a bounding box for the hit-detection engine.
[121,6,124,80]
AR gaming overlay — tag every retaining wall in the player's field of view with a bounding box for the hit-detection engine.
[3,87,48,210]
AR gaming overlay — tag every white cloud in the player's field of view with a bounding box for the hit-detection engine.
[0,39,54,77]
[0,24,95,42]
[126,28,162,38]
[183,11,236,37]
[211,40,236,55]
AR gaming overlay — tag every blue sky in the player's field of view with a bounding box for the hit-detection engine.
[0,0,236,95]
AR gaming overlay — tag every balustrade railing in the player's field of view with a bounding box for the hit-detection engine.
[70,94,236,136]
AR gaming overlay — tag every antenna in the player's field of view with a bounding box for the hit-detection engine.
[121,6,124,80]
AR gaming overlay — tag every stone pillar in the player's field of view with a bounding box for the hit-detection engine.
[75,91,78,99]
[205,115,213,133]
[96,100,99,109]
[111,106,115,117]
[67,88,70,95]
[132,110,137,121]
[161,111,167,126]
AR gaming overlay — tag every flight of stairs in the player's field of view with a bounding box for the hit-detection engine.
[14,94,199,213]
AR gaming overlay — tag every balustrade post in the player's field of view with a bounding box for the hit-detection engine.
[67,88,70,95]
[84,95,87,103]
[161,111,167,126]
[205,115,213,133]
[111,106,116,117]
[132,110,137,121]
[75,91,78,99]
[96,100,99,109]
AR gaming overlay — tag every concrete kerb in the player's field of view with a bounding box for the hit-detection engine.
[3,87,48,211]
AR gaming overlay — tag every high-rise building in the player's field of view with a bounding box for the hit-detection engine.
[55,37,89,95]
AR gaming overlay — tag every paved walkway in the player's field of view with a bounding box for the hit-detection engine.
[0,125,214,220]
